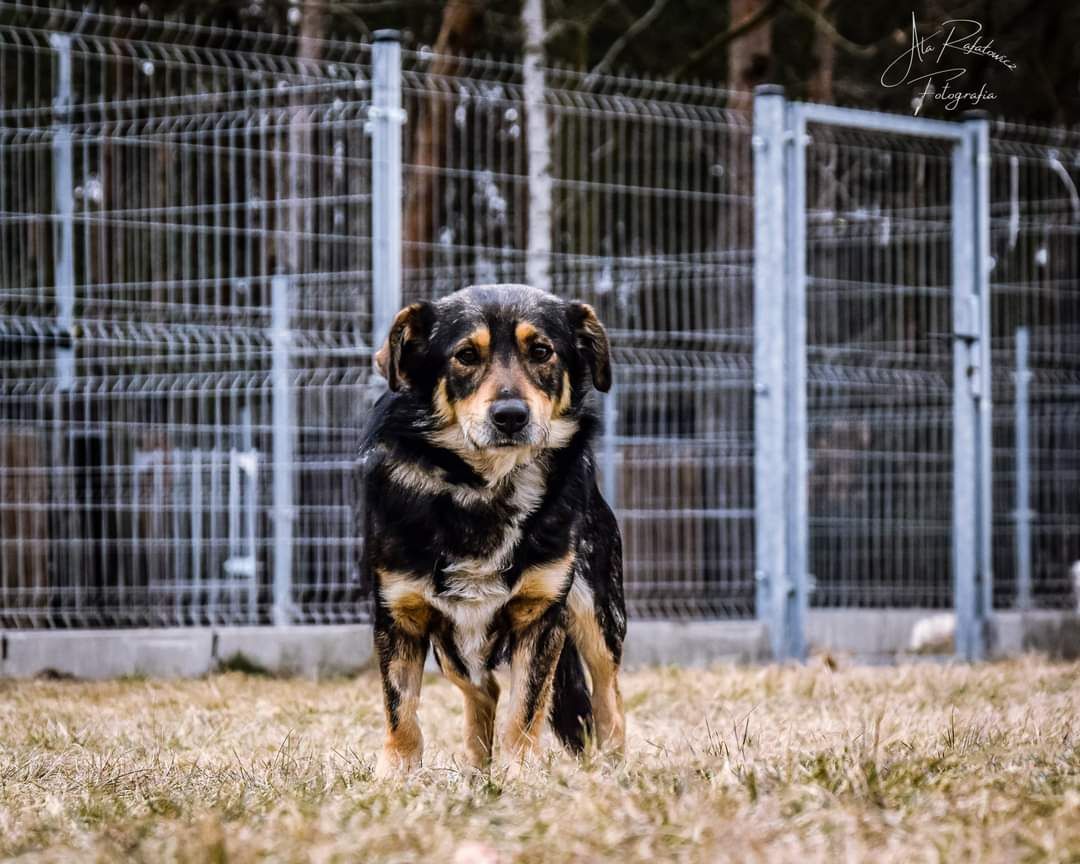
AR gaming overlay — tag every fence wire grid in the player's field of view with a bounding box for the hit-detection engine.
[0,2,1077,630]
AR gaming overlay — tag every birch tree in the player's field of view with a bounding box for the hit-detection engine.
[521,0,552,294]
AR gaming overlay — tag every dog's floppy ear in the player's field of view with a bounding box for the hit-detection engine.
[567,301,612,392]
[374,301,434,391]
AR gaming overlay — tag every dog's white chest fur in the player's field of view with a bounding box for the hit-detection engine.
[429,577,509,679]
[378,457,551,682]
[430,460,548,679]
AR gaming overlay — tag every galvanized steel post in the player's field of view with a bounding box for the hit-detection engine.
[753,85,805,661]
[371,31,404,350]
[50,33,75,392]
[950,124,976,659]
[970,114,994,642]
[48,32,76,584]
[952,113,993,660]
[784,102,809,662]
[1014,327,1032,610]
[601,381,618,509]
[271,274,295,625]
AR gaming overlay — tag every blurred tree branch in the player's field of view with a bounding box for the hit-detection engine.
[587,0,673,78]
[784,0,876,58]
[671,0,778,82]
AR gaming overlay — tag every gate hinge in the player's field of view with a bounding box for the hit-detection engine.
[968,363,983,399]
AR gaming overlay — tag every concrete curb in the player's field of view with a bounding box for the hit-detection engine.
[1,611,1076,679]
[0,625,374,680]
[215,625,376,677]
[807,609,1080,661]
[1,628,216,680]
[623,620,770,667]
[988,610,1080,660]
[806,609,943,658]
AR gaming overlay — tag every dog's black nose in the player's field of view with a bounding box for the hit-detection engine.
[489,399,530,434]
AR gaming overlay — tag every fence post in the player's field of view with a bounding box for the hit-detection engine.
[951,121,977,659]
[784,102,810,662]
[753,85,805,661]
[971,115,994,646]
[1014,326,1032,610]
[49,33,76,613]
[601,382,618,509]
[50,34,75,392]
[271,274,295,626]
[952,113,993,660]
[371,30,404,350]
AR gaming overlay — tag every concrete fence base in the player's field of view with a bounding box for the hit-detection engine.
[1,610,1076,680]
[0,625,376,680]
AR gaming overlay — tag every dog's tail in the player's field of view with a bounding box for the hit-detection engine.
[549,635,593,753]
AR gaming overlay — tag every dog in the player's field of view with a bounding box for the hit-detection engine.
[357,283,626,776]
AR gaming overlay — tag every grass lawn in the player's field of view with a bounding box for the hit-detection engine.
[1,657,1078,862]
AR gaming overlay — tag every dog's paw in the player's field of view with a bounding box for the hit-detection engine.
[601,726,626,760]
[374,745,422,779]
[497,739,545,783]
[499,757,528,784]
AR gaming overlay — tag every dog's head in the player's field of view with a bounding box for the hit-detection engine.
[374,284,611,455]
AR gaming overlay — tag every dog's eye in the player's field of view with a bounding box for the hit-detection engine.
[454,346,481,366]
[529,344,553,363]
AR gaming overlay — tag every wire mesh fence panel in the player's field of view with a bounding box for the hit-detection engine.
[399,52,529,298]
[550,77,756,619]
[0,3,374,627]
[804,125,956,608]
[2,4,1078,633]
[989,122,1080,610]
[0,6,758,628]
[398,50,757,618]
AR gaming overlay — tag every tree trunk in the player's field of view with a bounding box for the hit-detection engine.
[402,0,485,286]
[727,0,772,112]
[522,0,552,293]
[807,0,835,103]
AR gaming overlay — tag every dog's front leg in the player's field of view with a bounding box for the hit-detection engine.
[501,608,567,765]
[442,667,500,770]
[374,618,428,778]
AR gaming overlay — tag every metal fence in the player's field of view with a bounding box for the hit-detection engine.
[392,47,757,620]
[0,3,1077,646]
[0,4,376,627]
[989,122,1080,611]
[803,121,957,611]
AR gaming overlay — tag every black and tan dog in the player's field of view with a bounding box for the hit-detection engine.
[358,283,626,776]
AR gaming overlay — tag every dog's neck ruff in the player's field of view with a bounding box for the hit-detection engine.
[362,390,597,504]
[426,428,538,488]
[424,414,580,488]
[374,431,550,513]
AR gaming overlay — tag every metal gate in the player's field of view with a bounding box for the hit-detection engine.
[753,87,993,661]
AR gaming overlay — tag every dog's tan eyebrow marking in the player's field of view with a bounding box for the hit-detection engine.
[515,321,540,349]
[449,327,492,369]
[466,326,491,353]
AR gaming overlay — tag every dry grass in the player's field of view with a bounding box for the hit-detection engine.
[1,658,1078,863]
